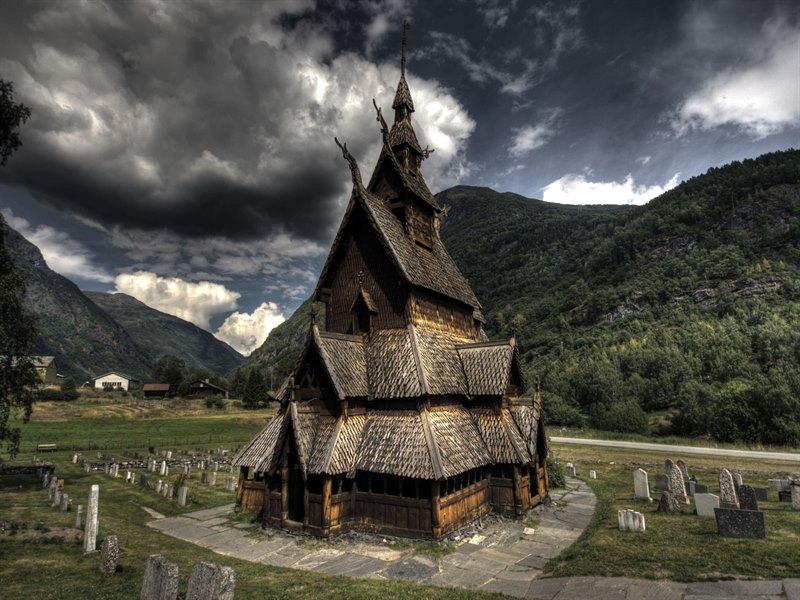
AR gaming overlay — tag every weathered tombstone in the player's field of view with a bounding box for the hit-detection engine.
[53,487,62,507]
[140,473,149,488]
[125,471,132,483]
[166,451,172,459]
[655,474,668,491]
[212,461,219,472]
[779,490,792,502]
[72,453,78,464]
[60,493,70,512]
[768,478,788,492]
[565,463,576,477]
[633,468,652,502]
[200,472,208,485]
[657,491,681,513]
[186,562,236,600]
[177,486,188,507]
[694,492,720,518]
[738,485,758,511]
[754,487,768,501]
[164,466,169,476]
[167,484,174,500]
[676,459,690,480]
[617,509,646,532]
[156,480,163,494]
[141,554,179,600]
[208,472,216,486]
[791,483,800,510]
[159,461,167,476]
[75,505,84,529]
[42,471,50,489]
[694,483,709,494]
[83,484,99,553]
[715,507,765,539]
[84,463,91,473]
[732,472,743,488]
[665,459,689,504]
[719,469,739,508]
[48,477,57,500]
[100,535,119,575]
[589,470,597,480]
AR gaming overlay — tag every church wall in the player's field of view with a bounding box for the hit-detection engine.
[408,290,481,340]
[324,208,407,334]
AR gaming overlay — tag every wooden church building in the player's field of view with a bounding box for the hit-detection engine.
[233,26,549,539]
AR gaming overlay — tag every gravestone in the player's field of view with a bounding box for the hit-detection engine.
[166,484,174,500]
[200,472,208,485]
[53,487,62,507]
[125,471,132,483]
[84,464,91,473]
[732,472,743,488]
[655,474,668,491]
[719,469,739,508]
[779,490,792,502]
[791,483,800,510]
[83,484,99,553]
[665,459,688,504]
[186,562,236,600]
[75,505,84,529]
[633,468,652,502]
[589,470,597,480]
[657,491,681,513]
[48,478,57,500]
[100,535,119,575]
[768,478,789,492]
[141,554,179,600]
[676,459,690,480]
[156,480,163,494]
[166,451,172,459]
[177,486,188,507]
[160,461,167,476]
[60,493,70,512]
[208,472,216,486]
[694,483,708,494]
[42,472,50,489]
[140,474,149,488]
[617,509,645,532]
[72,453,78,464]
[738,485,758,511]
[694,493,720,518]
[754,487,768,501]
[565,463,576,477]
[714,507,765,539]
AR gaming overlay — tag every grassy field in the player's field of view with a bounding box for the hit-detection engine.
[545,444,800,581]
[2,399,799,599]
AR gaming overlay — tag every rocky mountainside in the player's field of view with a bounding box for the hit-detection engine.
[3,223,151,381]
[85,291,244,375]
[240,149,800,444]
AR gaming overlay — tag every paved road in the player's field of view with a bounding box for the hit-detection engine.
[550,437,800,463]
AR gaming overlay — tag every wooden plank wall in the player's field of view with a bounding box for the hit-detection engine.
[353,492,432,535]
[408,291,480,340]
[489,477,516,513]
[239,480,266,515]
[438,479,491,535]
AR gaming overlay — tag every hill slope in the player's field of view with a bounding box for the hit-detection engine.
[3,223,152,381]
[85,292,244,375]
[242,150,800,444]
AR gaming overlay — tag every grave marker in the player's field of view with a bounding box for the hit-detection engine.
[589,470,597,480]
[75,505,84,529]
[83,484,99,553]
[719,469,739,508]
[694,493,720,518]
[657,491,681,513]
[177,486,188,507]
[565,463,576,477]
[100,535,119,575]
[186,562,236,600]
[791,483,800,510]
[633,468,652,502]
[141,554,179,600]
[715,507,765,539]
[665,459,688,504]
[738,485,758,511]
[60,493,70,512]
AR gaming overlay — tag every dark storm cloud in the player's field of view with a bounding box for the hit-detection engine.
[0,1,472,244]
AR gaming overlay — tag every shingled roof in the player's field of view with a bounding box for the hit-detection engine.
[235,398,540,479]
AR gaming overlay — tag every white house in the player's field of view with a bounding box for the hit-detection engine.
[93,372,140,392]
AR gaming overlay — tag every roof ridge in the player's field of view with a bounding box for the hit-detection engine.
[312,324,347,401]
[289,402,308,475]
[407,323,430,395]
[501,408,531,465]
[318,330,364,343]
[419,406,445,480]
[320,415,345,474]
[456,339,513,349]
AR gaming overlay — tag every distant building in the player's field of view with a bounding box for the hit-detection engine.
[188,379,228,399]
[30,356,59,385]
[93,372,140,391]
[142,383,171,398]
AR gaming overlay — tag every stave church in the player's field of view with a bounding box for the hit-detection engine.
[233,25,549,539]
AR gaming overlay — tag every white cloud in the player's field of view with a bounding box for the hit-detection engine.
[1,208,113,283]
[673,18,800,138]
[214,301,286,355]
[114,271,240,329]
[508,109,561,158]
[636,155,652,165]
[542,173,681,205]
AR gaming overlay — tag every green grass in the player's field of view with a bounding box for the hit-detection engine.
[545,443,800,581]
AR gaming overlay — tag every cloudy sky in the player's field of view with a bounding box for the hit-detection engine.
[1,0,797,355]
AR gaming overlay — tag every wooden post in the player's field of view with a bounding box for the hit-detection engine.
[512,465,524,515]
[350,477,357,522]
[280,454,289,524]
[303,485,310,527]
[431,480,442,538]
[321,476,332,536]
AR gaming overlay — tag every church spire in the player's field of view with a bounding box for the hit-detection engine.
[400,19,408,76]
[392,20,414,114]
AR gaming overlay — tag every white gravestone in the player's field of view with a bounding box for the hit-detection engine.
[160,461,167,476]
[59,493,70,512]
[565,463,576,477]
[617,509,646,532]
[177,486,188,507]
[83,484,99,553]
[75,505,84,529]
[589,470,597,479]
[791,484,800,510]
[694,493,720,518]
[156,480,163,494]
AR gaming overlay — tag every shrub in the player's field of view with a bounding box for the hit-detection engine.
[589,398,650,435]
[546,455,566,488]
[205,395,225,410]
[36,388,79,402]
[541,392,586,427]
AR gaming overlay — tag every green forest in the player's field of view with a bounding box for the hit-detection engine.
[243,149,800,446]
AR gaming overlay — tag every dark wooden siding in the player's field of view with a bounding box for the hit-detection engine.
[323,208,407,334]
[408,290,481,340]
[438,477,491,535]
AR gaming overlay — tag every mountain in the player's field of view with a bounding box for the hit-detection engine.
[243,150,800,445]
[3,223,152,381]
[85,291,244,375]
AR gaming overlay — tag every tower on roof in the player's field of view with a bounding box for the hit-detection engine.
[233,21,549,540]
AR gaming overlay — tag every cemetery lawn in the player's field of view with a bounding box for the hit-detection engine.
[545,443,800,581]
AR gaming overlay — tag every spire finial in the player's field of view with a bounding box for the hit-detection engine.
[401,19,409,75]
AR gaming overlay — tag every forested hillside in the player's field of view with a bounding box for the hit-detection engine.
[244,150,800,445]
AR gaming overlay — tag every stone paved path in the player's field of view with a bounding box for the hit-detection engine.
[147,477,798,599]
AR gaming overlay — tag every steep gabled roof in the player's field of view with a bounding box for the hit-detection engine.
[367,145,439,210]
[457,340,523,396]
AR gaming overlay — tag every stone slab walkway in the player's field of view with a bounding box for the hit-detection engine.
[147,478,797,599]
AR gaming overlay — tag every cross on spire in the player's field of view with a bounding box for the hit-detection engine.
[401,19,409,75]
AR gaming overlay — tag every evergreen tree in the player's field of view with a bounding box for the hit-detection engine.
[153,355,187,390]
[242,369,267,409]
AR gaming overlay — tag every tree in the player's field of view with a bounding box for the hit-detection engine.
[0,216,38,457]
[60,376,76,393]
[229,368,247,399]
[152,355,186,389]
[242,369,267,409]
[0,79,35,458]
[0,80,31,166]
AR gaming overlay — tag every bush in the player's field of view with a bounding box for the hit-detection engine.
[546,455,566,488]
[542,392,586,427]
[589,398,650,435]
[36,388,79,402]
[204,395,225,410]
